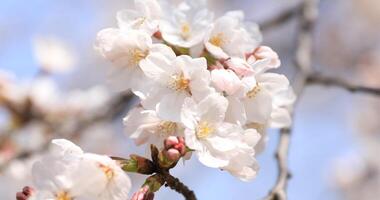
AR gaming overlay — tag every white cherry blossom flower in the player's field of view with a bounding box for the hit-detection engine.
[82,153,131,200]
[123,107,182,147]
[117,0,162,35]
[31,139,131,200]
[159,1,214,48]
[240,73,290,126]
[180,94,261,176]
[220,56,294,128]
[139,54,213,122]
[204,11,262,59]
[95,29,174,91]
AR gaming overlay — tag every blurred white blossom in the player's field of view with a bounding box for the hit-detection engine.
[33,36,76,73]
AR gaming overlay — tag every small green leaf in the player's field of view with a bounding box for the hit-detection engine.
[121,154,155,175]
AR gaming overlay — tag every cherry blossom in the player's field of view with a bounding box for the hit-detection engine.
[159,0,214,48]
[139,54,214,122]
[31,139,131,200]
[117,0,162,35]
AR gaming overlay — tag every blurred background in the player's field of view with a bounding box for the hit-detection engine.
[1,0,380,199]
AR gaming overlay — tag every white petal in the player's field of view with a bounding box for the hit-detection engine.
[197,150,229,168]
[244,89,273,124]
[211,69,243,96]
[269,107,292,128]
[257,73,290,95]
[51,139,83,156]
[206,135,236,152]
[225,96,246,125]
[184,129,203,151]
[157,92,187,122]
[198,93,228,123]
[181,97,198,130]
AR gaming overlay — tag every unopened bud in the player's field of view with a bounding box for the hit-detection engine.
[164,136,179,148]
[164,136,186,156]
[16,186,34,200]
[153,31,162,40]
[130,186,154,200]
[166,149,181,161]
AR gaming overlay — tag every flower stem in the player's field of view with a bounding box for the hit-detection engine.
[160,170,197,200]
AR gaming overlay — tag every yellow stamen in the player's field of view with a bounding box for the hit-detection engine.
[99,164,114,180]
[135,17,146,27]
[56,191,72,200]
[246,83,261,99]
[169,73,190,92]
[180,22,191,40]
[247,122,265,133]
[196,122,214,139]
[209,33,226,47]
[157,121,177,136]
[129,48,148,65]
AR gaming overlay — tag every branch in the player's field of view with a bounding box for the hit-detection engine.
[265,128,292,200]
[307,74,380,96]
[160,170,197,200]
[259,3,303,31]
[0,92,135,172]
[264,0,320,199]
[294,0,319,74]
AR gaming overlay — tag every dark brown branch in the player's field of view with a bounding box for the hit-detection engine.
[160,170,197,200]
[307,74,380,96]
[259,3,303,31]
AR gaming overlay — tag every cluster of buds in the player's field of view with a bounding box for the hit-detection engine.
[163,136,187,161]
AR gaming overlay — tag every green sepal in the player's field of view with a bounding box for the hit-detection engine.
[121,154,155,175]
[143,174,165,193]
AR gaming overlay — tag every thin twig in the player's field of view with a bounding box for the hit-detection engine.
[264,0,320,199]
[294,0,319,74]
[264,73,306,200]
[307,74,380,96]
[160,170,197,200]
[265,128,292,200]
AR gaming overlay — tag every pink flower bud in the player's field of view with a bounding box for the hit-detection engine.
[247,46,280,70]
[16,186,34,200]
[153,31,162,40]
[166,149,181,161]
[163,136,186,156]
[131,186,154,200]
[164,136,179,149]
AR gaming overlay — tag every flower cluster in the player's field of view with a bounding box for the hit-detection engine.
[26,139,131,200]
[97,0,295,181]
